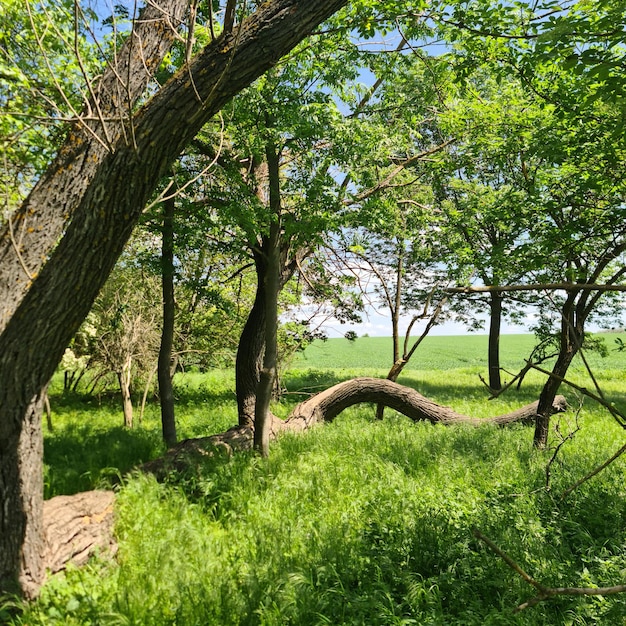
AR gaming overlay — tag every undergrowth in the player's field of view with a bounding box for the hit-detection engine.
[7,344,626,625]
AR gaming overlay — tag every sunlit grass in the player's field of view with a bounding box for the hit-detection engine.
[12,334,625,624]
[17,402,626,625]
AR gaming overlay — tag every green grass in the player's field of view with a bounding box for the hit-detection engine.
[6,334,626,625]
[294,332,626,372]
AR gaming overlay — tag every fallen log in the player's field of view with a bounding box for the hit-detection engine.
[280,377,567,431]
[141,378,567,477]
[42,378,567,574]
[43,490,116,575]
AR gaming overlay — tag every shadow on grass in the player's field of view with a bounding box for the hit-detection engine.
[44,423,163,499]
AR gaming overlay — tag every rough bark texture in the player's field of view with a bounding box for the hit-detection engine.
[0,0,190,331]
[236,252,267,428]
[0,393,45,598]
[159,197,177,447]
[535,291,581,448]
[44,491,116,575]
[488,291,503,391]
[235,245,297,428]
[283,378,567,431]
[254,142,282,456]
[0,0,350,597]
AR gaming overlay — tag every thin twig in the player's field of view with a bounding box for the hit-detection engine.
[473,528,626,612]
[560,441,626,501]
[529,362,626,428]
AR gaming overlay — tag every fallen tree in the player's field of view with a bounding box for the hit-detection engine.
[39,378,567,576]
[142,378,566,476]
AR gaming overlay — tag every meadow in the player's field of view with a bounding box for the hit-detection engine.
[5,334,626,625]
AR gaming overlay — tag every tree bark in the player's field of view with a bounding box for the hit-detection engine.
[236,244,297,428]
[43,490,116,576]
[487,290,503,391]
[0,0,191,331]
[0,0,349,597]
[254,141,282,456]
[143,379,568,478]
[236,251,267,428]
[283,378,567,431]
[159,196,177,447]
[0,394,45,599]
[534,292,581,448]
[117,361,134,429]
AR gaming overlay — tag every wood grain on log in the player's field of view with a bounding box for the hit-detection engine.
[43,490,116,574]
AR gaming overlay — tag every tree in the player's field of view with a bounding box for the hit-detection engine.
[525,105,626,446]
[335,49,453,397]
[429,75,546,390]
[193,37,368,431]
[434,0,626,437]
[90,260,160,428]
[0,0,350,598]
[158,196,177,448]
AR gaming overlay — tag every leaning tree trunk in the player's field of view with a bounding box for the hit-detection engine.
[236,243,297,429]
[283,378,566,431]
[158,196,177,448]
[534,292,582,448]
[236,252,268,428]
[0,0,349,598]
[143,378,568,477]
[0,394,45,599]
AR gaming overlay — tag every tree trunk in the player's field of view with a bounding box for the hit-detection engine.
[159,197,177,448]
[43,490,116,575]
[535,339,581,448]
[43,392,53,433]
[376,297,446,420]
[0,0,190,329]
[0,0,349,597]
[144,379,568,478]
[0,393,45,600]
[534,292,582,448]
[236,252,267,428]
[284,378,567,431]
[236,246,296,429]
[487,290,503,391]
[117,362,134,429]
[254,142,282,456]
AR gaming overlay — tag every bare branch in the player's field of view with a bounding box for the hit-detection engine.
[560,440,626,501]
[473,528,626,612]
[350,138,455,204]
[529,362,626,429]
[448,282,626,294]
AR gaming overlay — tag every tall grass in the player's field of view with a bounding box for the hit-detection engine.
[6,335,626,625]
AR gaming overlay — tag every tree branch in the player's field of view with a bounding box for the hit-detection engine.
[473,528,626,612]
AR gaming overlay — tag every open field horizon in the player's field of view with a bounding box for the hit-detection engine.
[292,332,626,373]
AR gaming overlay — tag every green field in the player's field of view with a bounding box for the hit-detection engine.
[8,334,626,625]
[294,333,626,373]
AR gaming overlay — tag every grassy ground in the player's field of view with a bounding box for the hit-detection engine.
[6,334,626,625]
